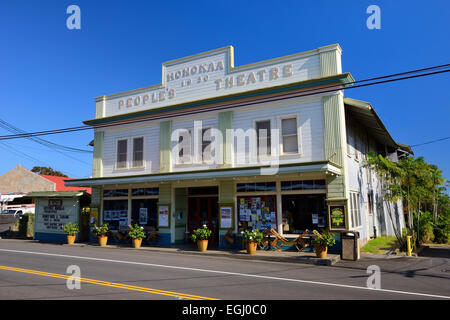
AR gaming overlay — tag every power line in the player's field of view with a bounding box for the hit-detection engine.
[0,63,448,141]
[411,136,450,147]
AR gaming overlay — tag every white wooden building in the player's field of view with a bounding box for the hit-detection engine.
[66,44,410,250]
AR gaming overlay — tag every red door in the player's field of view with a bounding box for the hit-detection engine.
[188,197,219,246]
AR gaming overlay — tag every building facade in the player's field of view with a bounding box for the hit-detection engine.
[66,44,409,250]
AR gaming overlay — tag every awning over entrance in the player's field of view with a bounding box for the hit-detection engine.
[65,162,341,188]
[0,194,24,202]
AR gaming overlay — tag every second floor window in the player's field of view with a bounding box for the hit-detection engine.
[202,128,212,162]
[116,139,128,169]
[256,120,271,156]
[132,137,144,167]
[281,117,298,154]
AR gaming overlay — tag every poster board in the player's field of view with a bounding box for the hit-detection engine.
[157,203,170,228]
[328,204,347,230]
[218,201,234,230]
[90,207,99,225]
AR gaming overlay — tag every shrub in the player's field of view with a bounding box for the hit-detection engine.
[433,213,450,244]
[191,225,212,242]
[312,230,336,247]
[128,224,145,239]
[413,211,435,244]
[62,222,80,236]
[242,229,264,244]
[94,223,109,237]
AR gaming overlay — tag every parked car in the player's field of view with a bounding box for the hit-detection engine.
[0,209,24,216]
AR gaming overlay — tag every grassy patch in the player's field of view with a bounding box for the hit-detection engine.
[361,236,397,254]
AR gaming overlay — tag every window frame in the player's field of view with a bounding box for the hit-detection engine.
[278,115,302,156]
[115,138,129,170]
[131,136,145,169]
[253,118,273,159]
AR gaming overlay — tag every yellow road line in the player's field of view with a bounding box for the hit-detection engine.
[0,265,218,300]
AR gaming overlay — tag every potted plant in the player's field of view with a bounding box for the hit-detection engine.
[94,223,109,247]
[128,224,145,248]
[191,225,212,252]
[312,230,336,258]
[242,229,263,254]
[62,222,79,245]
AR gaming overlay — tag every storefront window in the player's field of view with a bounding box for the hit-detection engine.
[280,180,326,191]
[132,188,159,196]
[103,189,128,197]
[103,200,128,230]
[281,194,326,234]
[236,182,276,192]
[237,195,277,231]
[131,199,158,229]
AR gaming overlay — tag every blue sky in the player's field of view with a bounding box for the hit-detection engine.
[0,0,449,185]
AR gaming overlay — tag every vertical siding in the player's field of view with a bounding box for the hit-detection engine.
[92,131,104,178]
[160,121,172,173]
[322,94,345,168]
[219,111,233,167]
[320,50,341,77]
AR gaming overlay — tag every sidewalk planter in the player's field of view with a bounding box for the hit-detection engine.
[312,230,336,259]
[132,238,143,248]
[314,245,328,258]
[246,242,257,254]
[190,225,212,252]
[197,240,209,252]
[129,224,145,249]
[94,223,109,247]
[67,235,76,245]
[98,236,108,247]
[242,229,263,255]
[62,222,79,245]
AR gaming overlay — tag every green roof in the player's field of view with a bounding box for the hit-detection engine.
[26,191,89,198]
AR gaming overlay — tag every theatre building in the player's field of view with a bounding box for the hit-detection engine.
[66,44,410,251]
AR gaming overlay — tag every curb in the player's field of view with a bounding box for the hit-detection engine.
[63,242,340,266]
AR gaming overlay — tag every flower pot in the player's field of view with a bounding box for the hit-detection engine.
[246,242,257,254]
[314,245,328,258]
[98,236,108,247]
[67,235,76,245]
[197,240,208,252]
[132,238,142,248]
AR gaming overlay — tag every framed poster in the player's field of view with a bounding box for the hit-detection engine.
[90,207,99,225]
[328,204,347,230]
[218,201,234,230]
[139,208,148,225]
[157,203,170,228]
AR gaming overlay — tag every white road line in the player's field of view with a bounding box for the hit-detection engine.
[0,248,449,299]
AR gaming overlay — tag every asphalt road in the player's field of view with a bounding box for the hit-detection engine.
[0,240,449,301]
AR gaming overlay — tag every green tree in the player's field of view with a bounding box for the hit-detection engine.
[364,152,405,247]
[31,166,68,177]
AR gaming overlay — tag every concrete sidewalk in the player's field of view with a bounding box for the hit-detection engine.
[64,241,342,266]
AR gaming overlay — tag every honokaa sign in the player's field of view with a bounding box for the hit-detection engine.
[328,205,346,230]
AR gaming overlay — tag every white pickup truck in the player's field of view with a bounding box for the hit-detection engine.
[0,208,25,216]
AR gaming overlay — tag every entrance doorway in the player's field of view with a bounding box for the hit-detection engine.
[281,194,327,234]
[187,187,219,247]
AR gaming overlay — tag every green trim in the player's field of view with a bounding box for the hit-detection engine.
[92,131,104,178]
[218,111,233,167]
[159,121,172,173]
[67,161,335,184]
[322,95,345,167]
[27,191,88,198]
[320,50,340,77]
[84,73,354,126]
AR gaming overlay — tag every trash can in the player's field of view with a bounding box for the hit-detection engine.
[340,231,360,261]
